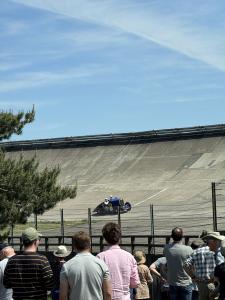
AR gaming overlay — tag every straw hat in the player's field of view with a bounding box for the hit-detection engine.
[53,245,71,258]
[203,232,225,241]
[134,250,146,264]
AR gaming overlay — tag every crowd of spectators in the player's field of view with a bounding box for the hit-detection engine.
[0,225,225,300]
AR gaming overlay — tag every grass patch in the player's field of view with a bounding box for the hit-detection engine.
[11,219,88,235]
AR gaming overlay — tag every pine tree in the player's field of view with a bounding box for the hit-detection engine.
[0,106,35,141]
[0,108,76,236]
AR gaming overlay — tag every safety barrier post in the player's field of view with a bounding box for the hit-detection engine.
[60,209,64,243]
[211,182,218,231]
[88,208,92,251]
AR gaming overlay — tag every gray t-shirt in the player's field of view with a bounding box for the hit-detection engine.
[60,252,109,300]
[164,243,193,286]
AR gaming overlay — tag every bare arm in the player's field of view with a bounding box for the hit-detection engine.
[183,258,195,280]
[149,262,167,284]
[102,279,112,300]
[60,279,69,300]
[146,267,153,284]
[149,262,161,278]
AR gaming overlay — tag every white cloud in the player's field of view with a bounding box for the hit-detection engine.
[0,64,115,92]
[12,0,225,71]
[58,27,130,51]
[0,18,28,36]
[0,62,30,72]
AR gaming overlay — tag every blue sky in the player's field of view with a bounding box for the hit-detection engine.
[1,0,225,141]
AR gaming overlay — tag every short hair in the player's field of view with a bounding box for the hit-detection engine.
[102,222,121,245]
[171,227,183,242]
[190,240,201,250]
[23,239,37,247]
[73,231,91,251]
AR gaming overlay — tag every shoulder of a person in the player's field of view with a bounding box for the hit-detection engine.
[157,257,166,264]
[36,253,50,261]
[141,264,149,270]
[164,243,171,250]
[178,244,192,250]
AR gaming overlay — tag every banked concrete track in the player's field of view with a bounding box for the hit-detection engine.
[3,125,225,235]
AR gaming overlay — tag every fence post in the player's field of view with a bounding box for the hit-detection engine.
[118,206,121,229]
[88,208,92,251]
[60,209,64,244]
[131,236,135,254]
[100,236,104,252]
[11,223,14,247]
[150,204,155,255]
[34,213,38,230]
[211,182,217,231]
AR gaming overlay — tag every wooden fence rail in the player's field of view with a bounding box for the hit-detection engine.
[7,234,199,254]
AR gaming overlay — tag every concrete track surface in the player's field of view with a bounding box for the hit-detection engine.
[6,135,225,235]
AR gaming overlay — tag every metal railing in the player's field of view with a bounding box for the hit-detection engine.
[7,234,198,254]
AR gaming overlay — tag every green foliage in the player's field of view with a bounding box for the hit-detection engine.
[0,107,77,238]
[0,106,35,141]
[0,151,77,231]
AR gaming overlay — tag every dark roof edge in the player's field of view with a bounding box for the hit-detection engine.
[1,124,225,152]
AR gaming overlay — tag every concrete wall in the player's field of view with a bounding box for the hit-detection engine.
[6,135,225,235]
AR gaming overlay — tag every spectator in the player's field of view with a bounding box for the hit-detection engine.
[0,244,15,300]
[97,222,140,300]
[214,239,225,300]
[3,227,54,300]
[134,250,153,300]
[189,241,201,300]
[184,234,216,300]
[149,256,170,300]
[0,243,8,261]
[51,245,71,300]
[60,231,111,300]
[163,227,193,300]
[204,232,225,263]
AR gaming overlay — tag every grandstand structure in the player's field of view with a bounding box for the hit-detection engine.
[2,124,225,236]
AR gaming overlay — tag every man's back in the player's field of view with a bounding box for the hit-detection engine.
[184,246,215,280]
[3,252,54,300]
[60,252,109,300]
[164,243,193,286]
[97,245,139,300]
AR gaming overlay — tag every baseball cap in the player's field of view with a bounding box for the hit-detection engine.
[22,227,42,243]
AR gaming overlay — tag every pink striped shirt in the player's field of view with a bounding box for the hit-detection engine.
[97,245,140,300]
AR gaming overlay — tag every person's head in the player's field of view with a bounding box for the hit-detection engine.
[171,227,183,242]
[102,222,121,245]
[0,243,8,260]
[203,232,225,252]
[190,240,201,250]
[21,227,42,250]
[134,250,146,265]
[199,229,208,244]
[2,246,15,258]
[53,245,70,261]
[73,231,91,252]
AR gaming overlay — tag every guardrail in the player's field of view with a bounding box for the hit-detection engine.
[2,124,225,151]
[7,234,199,254]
